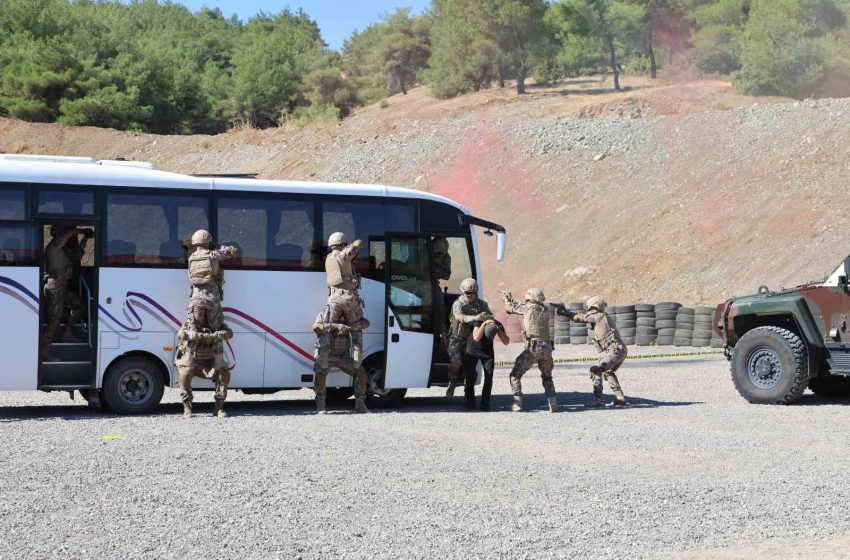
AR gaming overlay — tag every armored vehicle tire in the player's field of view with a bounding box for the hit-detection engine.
[364,358,407,408]
[730,326,809,404]
[808,375,850,397]
[101,356,165,415]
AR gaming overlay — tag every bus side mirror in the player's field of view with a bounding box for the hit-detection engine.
[496,232,506,262]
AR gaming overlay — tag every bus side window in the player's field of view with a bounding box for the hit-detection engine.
[0,225,38,267]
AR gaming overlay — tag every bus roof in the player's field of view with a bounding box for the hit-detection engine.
[0,155,468,213]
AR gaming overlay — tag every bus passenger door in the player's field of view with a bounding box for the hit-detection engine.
[383,234,435,389]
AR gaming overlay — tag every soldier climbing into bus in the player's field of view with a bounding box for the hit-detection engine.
[175,318,234,418]
[324,232,367,367]
[41,224,93,361]
[186,229,238,333]
[312,309,370,414]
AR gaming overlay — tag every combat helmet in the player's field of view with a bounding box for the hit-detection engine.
[433,237,449,254]
[191,229,212,247]
[460,278,478,294]
[586,296,607,312]
[327,232,349,248]
[525,287,545,303]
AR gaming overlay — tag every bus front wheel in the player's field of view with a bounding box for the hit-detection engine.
[101,356,165,415]
[364,358,406,408]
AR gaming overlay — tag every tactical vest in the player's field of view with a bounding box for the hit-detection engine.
[592,313,622,352]
[188,249,219,287]
[450,296,488,339]
[46,246,73,281]
[176,328,226,369]
[523,302,550,341]
[326,251,360,290]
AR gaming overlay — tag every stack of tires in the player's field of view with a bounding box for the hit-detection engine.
[554,306,570,345]
[614,305,637,346]
[691,306,715,347]
[505,313,524,344]
[674,307,695,346]
[569,302,588,345]
[654,302,681,346]
[635,304,657,346]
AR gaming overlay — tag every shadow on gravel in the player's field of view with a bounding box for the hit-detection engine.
[792,394,850,406]
[0,392,701,421]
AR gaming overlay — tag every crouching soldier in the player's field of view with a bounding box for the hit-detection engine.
[568,296,628,407]
[447,278,492,397]
[504,288,559,413]
[176,319,234,418]
[312,310,370,415]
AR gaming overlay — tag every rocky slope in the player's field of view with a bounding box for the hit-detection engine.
[2,77,847,307]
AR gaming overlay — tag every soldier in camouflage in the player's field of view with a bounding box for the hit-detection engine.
[504,288,560,413]
[324,232,366,367]
[186,229,238,332]
[312,309,370,414]
[446,278,492,397]
[568,296,628,407]
[175,318,234,418]
[41,225,93,361]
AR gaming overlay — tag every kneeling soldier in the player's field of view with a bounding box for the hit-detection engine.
[504,288,559,412]
[569,296,628,407]
[176,319,234,418]
[312,311,370,415]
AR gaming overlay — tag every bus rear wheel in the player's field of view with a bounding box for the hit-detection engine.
[101,356,165,415]
[364,358,406,408]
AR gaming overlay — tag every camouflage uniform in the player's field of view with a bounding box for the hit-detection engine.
[186,241,237,332]
[505,290,557,412]
[571,298,628,406]
[448,292,492,389]
[325,236,365,365]
[312,309,369,414]
[175,320,233,417]
[41,226,90,359]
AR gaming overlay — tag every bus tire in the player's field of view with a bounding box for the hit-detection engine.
[363,357,406,408]
[101,356,165,415]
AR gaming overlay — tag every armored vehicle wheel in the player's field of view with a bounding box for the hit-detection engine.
[101,356,165,415]
[808,375,850,397]
[731,326,809,404]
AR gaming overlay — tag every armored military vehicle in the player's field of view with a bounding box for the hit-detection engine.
[716,257,850,403]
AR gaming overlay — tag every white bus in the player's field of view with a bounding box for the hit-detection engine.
[0,154,506,413]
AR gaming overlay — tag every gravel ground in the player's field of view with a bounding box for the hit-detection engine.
[2,354,850,559]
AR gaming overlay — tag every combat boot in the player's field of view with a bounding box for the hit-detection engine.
[547,396,558,413]
[213,399,227,417]
[445,381,457,398]
[354,398,370,414]
[592,387,604,408]
[512,395,522,412]
[612,390,628,407]
[182,401,192,419]
[316,398,327,415]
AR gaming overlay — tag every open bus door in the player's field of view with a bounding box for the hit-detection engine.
[382,234,435,390]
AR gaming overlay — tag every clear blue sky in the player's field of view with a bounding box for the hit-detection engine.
[175,1,431,49]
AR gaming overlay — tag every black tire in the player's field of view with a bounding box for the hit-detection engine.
[695,306,715,315]
[636,317,656,326]
[326,387,355,403]
[655,311,678,321]
[635,304,655,313]
[673,338,692,347]
[569,328,588,336]
[692,339,711,348]
[101,356,165,415]
[710,338,725,349]
[808,375,850,397]
[677,308,695,315]
[364,358,407,408]
[571,336,588,345]
[655,302,682,310]
[635,336,657,346]
[656,320,676,329]
[657,328,676,336]
[730,326,809,404]
[617,319,637,329]
[619,328,637,337]
[674,329,694,338]
[614,305,635,314]
[656,337,674,346]
[693,322,714,330]
[692,329,713,339]
[622,337,636,346]
[554,336,570,345]
[636,328,657,336]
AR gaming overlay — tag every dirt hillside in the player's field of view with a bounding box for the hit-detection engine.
[2,76,847,307]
